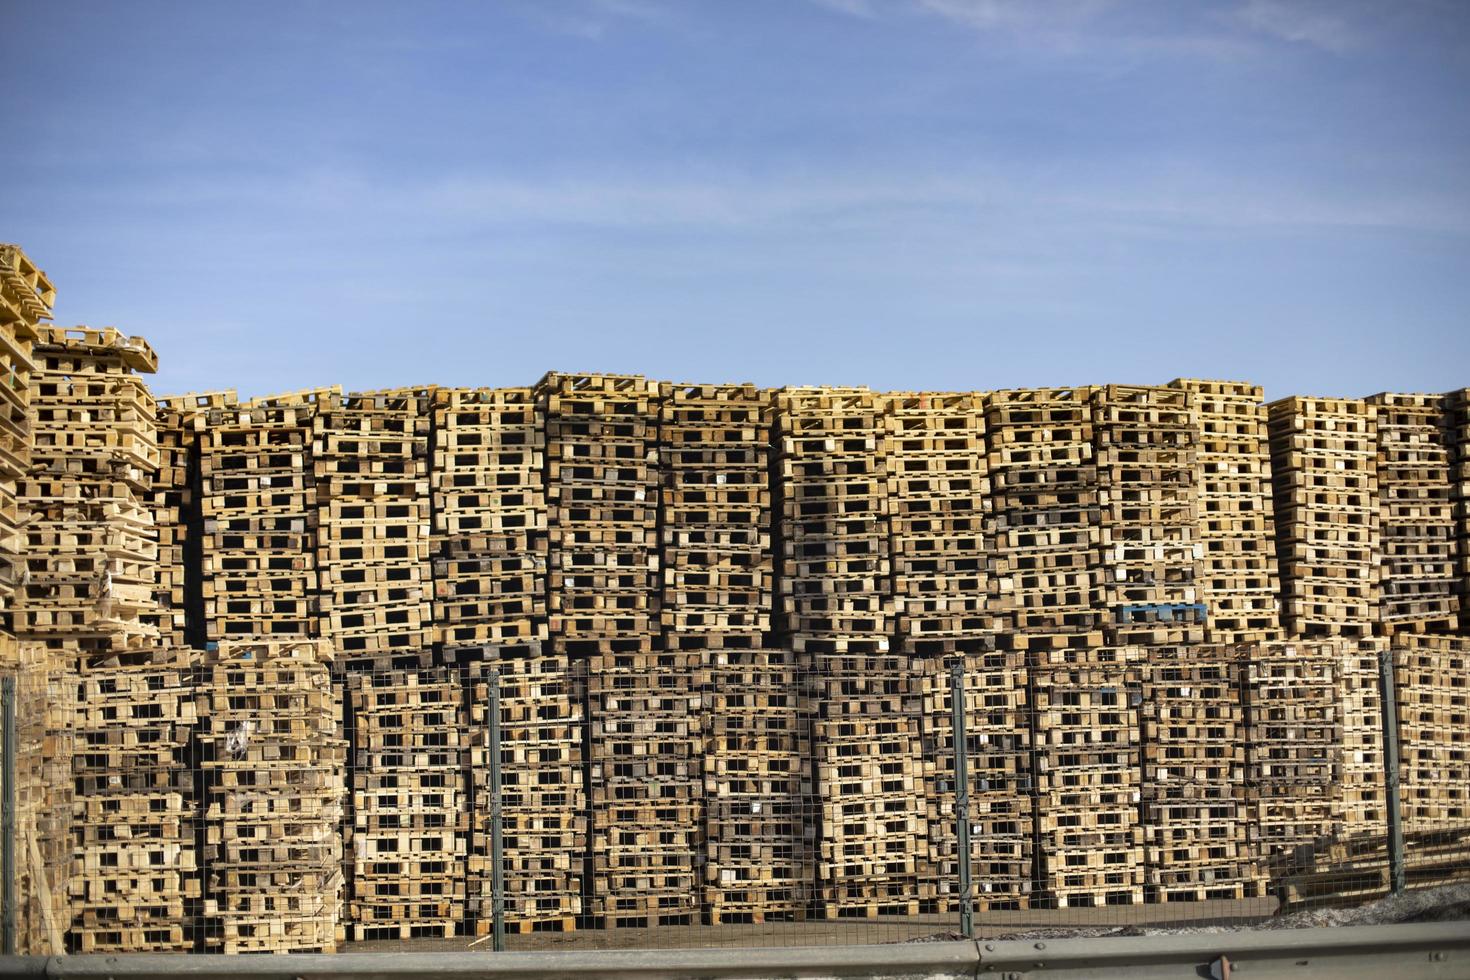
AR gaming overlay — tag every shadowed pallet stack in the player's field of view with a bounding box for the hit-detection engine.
[1367,393,1460,633]
[1140,646,1251,902]
[1268,398,1379,638]
[1394,635,1469,835]
[1031,651,1145,907]
[431,388,547,662]
[659,383,772,649]
[197,639,346,953]
[703,649,813,923]
[920,649,1032,911]
[775,387,893,655]
[1334,639,1388,840]
[316,390,433,670]
[985,388,1103,655]
[0,244,51,630]
[200,390,333,641]
[19,326,162,660]
[887,393,1002,655]
[70,652,198,952]
[1450,390,1470,632]
[346,669,467,939]
[1096,385,1204,646]
[467,656,585,933]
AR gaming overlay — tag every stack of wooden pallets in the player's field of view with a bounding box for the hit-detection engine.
[316,389,433,670]
[1268,398,1379,637]
[1242,644,1342,886]
[703,649,813,923]
[774,387,893,655]
[1449,390,1470,632]
[887,393,1002,655]
[19,326,162,660]
[1030,651,1145,907]
[1095,385,1204,646]
[1334,639,1388,840]
[431,388,547,661]
[1139,646,1251,902]
[197,639,345,953]
[200,389,335,641]
[985,388,1103,655]
[0,245,51,629]
[1167,380,1281,643]
[346,668,467,939]
[1366,393,1459,632]
[1394,635,1469,835]
[539,372,661,657]
[70,651,198,952]
[919,649,1032,911]
[659,383,772,650]
[809,656,930,918]
[466,657,585,933]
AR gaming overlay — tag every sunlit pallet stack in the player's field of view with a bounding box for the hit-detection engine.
[197,639,345,953]
[316,389,432,670]
[1334,639,1388,839]
[466,657,585,933]
[19,326,162,661]
[1366,393,1459,633]
[1031,652,1145,907]
[1168,380,1282,643]
[985,388,1103,656]
[1394,635,1470,835]
[1268,398,1379,637]
[703,649,813,923]
[1095,385,1204,646]
[1450,389,1470,632]
[1140,647,1251,902]
[659,383,772,650]
[887,393,1003,655]
[919,649,1032,911]
[810,656,931,917]
[70,652,198,952]
[200,389,335,641]
[431,388,547,662]
[1242,644,1342,887]
[539,373,661,656]
[774,387,893,655]
[346,669,467,940]
[0,244,51,630]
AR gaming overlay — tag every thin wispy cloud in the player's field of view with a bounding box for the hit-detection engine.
[1232,0,1361,53]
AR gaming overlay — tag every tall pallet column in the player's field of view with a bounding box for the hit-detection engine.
[70,651,197,952]
[1095,385,1205,646]
[1394,636,1470,838]
[316,389,433,671]
[1267,398,1379,639]
[1139,646,1251,902]
[197,639,345,953]
[1167,380,1282,643]
[1366,393,1460,634]
[346,668,467,940]
[1448,390,1470,633]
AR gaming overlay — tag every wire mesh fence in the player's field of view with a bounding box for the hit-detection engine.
[1,633,1466,955]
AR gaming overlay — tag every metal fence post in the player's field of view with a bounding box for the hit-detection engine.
[1377,648,1405,895]
[950,663,973,939]
[2,674,16,955]
[489,667,506,952]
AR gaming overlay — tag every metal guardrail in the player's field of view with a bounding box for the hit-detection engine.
[0,922,1465,980]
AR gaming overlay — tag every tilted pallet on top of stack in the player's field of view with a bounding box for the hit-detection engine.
[1366,393,1460,633]
[346,668,467,940]
[1268,398,1379,637]
[466,656,586,933]
[70,650,198,952]
[1095,385,1204,646]
[1168,380,1282,643]
[1139,646,1251,902]
[984,388,1103,655]
[0,244,51,632]
[19,326,162,661]
[197,639,345,953]
[199,389,335,641]
[1449,390,1470,632]
[703,648,813,923]
[316,389,433,670]
[430,387,547,661]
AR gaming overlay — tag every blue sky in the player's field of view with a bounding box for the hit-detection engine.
[3,0,1467,399]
